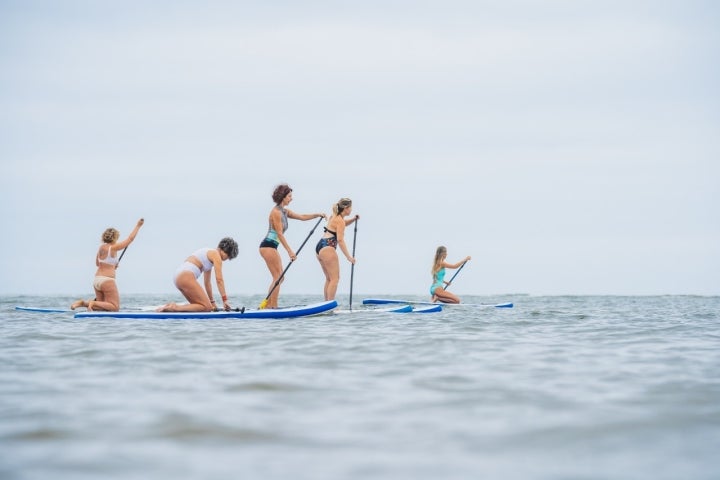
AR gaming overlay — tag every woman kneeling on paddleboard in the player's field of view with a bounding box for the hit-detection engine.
[71,218,144,312]
[157,237,238,312]
[430,246,470,304]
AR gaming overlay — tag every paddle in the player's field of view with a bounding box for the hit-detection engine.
[444,260,467,290]
[116,218,144,266]
[211,302,247,314]
[117,247,128,265]
[259,216,323,309]
[349,217,358,311]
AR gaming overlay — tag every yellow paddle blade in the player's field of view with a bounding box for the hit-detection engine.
[258,298,268,309]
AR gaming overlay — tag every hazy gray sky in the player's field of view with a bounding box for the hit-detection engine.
[2,1,718,298]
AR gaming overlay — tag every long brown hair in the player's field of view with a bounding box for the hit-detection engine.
[432,246,447,276]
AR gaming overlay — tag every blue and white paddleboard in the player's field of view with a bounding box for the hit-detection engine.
[337,303,441,314]
[15,306,72,313]
[376,304,413,313]
[345,304,441,313]
[73,300,338,319]
[362,298,513,308]
[410,304,442,313]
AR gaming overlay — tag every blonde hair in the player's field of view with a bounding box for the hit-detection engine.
[332,198,352,216]
[432,246,447,275]
[102,228,119,244]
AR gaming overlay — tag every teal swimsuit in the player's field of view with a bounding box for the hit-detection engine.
[259,206,288,249]
[430,268,446,295]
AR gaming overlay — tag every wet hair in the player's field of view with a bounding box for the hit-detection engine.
[332,198,352,216]
[102,228,119,244]
[272,184,293,204]
[218,237,239,260]
[432,246,447,275]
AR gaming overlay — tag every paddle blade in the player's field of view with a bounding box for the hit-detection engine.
[258,298,268,310]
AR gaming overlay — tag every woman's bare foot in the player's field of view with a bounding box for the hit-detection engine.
[70,299,85,310]
[156,303,176,312]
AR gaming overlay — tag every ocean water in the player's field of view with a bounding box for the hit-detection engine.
[1,294,718,480]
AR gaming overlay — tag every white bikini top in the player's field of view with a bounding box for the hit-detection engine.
[191,248,214,272]
[97,244,118,266]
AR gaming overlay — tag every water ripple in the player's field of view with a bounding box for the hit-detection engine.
[2,294,719,480]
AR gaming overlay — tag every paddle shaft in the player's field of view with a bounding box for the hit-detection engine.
[263,216,323,302]
[349,218,358,310]
[444,260,467,289]
[116,218,144,265]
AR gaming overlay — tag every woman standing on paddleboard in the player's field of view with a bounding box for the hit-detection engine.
[316,197,358,301]
[430,246,470,304]
[259,184,325,308]
[70,218,144,311]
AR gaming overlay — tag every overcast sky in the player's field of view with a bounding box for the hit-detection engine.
[1,1,718,298]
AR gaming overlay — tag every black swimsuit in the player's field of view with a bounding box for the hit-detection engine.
[315,227,338,254]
